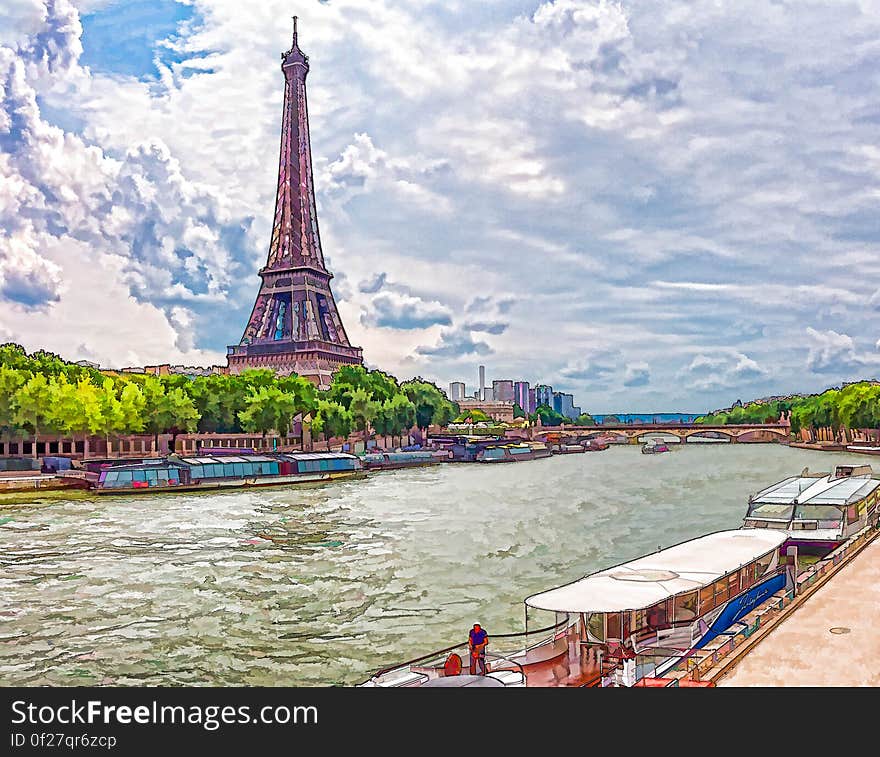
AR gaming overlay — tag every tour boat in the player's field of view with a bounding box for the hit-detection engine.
[361,449,451,470]
[742,464,880,553]
[641,439,669,454]
[92,452,363,494]
[360,529,790,687]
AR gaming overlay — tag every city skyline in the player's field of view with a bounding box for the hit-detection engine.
[3,2,880,414]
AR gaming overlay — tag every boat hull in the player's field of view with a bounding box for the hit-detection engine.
[93,470,365,495]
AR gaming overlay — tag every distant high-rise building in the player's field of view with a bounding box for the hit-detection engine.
[535,384,553,409]
[478,365,486,401]
[449,382,466,401]
[513,381,529,412]
[493,380,515,403]
[553,392,578,420]
[527,387,537,414]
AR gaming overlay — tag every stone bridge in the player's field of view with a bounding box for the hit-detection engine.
[530,422,791,444]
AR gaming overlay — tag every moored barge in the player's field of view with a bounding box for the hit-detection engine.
[93,452,363,494]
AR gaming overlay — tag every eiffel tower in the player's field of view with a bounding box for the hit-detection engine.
[227,18,363,388]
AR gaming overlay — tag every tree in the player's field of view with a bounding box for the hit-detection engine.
[531,403,567,427]
[401,379,458,430]
[160,387,200,449]
[94,379,125,453]
[12,374,61,457]
[311,400,353,450]
[454,409,491,423]
[574,413,596,426]
[118,382,146,433]
[0,366,27,435]
[513,403,526,419]
[238,386,297,438]
[348,386,380,445]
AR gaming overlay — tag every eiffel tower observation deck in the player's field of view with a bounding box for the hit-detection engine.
[227,18,363,388]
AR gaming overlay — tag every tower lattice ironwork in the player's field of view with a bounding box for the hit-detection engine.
[227,18,362,387]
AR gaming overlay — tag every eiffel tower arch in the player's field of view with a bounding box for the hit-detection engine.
[227,18,363,389]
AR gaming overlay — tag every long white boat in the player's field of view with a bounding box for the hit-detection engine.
[360,529,789,688]
[742,464,880,553]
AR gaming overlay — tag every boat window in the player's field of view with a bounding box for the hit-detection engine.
[587,613,605,642]
[793,504,843,529]
[747,503,794,520]
[847,505,859,524]
[104,471,117,482]
[699,584,714,613]
[132,471,146,482]
[630,608,647,633]
[482,449,505,460]
[754,553,773,580]
[728,572,740,596]
[157,469,169,480]
[146,470,158,481]
[713,577,728,605]
[267,462,279,475]
[646,600,669,630]
[673,591,698,622]
[116,471,133,483]
[223,463,237,477]
[605,612,622,641]
[740,565,753,590]
[232,463,243,476]
[189,465,204,479]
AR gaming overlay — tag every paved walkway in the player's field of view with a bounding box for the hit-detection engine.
[719,536,880,686]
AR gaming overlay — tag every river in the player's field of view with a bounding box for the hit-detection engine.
[0,443,860,686]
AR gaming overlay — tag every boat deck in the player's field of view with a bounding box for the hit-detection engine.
[502,627,602,687]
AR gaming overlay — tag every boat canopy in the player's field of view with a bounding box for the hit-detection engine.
[752,474,880,507]
[524,530,787,614]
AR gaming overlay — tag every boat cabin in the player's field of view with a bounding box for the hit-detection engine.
[524,530,789,685]
[743,465,880,551]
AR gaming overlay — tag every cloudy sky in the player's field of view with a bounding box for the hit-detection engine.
[1,0,879,412]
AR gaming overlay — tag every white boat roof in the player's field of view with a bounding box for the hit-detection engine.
[752,474,880,506]
[525,530,787,613]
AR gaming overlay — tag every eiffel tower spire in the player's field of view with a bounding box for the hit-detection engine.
[228,21,363,387]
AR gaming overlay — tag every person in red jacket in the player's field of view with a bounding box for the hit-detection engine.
[468,623,489,675]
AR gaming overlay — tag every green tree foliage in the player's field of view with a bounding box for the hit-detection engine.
[311,400,353,449]
[0,365,27,433]
[238,386,297,437]
[454,408,491,423]
[401,379,458,430]
[529,403,568,427]
[513,403,526,418]
[12,374,60,456]
[0,345,466,452]
[347,386,380,442]
[574,413,596,426]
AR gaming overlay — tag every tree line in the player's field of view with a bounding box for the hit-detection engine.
[0,344,459,451]
[695,381,880,438]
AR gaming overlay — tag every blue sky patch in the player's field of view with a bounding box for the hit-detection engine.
[80,0,197,79]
